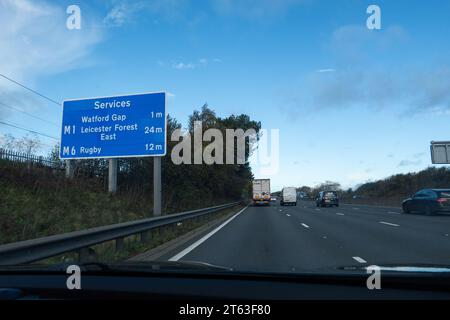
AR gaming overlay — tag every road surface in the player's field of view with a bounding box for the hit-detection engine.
[159,201,450,272]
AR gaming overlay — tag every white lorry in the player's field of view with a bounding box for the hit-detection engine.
[280,187,297,206]
[252,179,271,206]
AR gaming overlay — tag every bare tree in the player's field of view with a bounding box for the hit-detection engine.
[0,133,17,150]
[0,133,41,154]
[17,133,41,154]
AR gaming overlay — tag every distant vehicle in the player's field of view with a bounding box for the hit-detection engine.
[270,197,277,202]
[280,187,297,206]
[316,191,339,207]
[297,191,309,200]
[252,179,271,206]
[402,189,450,215]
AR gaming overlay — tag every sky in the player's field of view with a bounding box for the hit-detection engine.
[1,0,450,191]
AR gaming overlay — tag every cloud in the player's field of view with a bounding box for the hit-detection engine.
[279,24,422,118]
[0,0,102,81]
[173,62,196,70]
[282,65,450,117]
[330,25,408,63]
[398,152,426,167]
[103,2,131,26]
[103,0,308,26]
[0,0,102,119]
[169,58,222,70]
[316,69,336,73]
[103,0,188,26]
[398,159,422,167]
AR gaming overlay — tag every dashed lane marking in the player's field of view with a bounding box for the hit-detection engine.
[379,221,400,227]
[353,256,367,263]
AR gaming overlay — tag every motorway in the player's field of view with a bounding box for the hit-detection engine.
[158,201,450,273]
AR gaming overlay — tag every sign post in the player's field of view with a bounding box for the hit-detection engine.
[65,160,75,179]
[60,92,167,214]
[108,158,118,194]
[154,157,162,216]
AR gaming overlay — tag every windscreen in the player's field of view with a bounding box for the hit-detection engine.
[324,192,337,198]
[438,192,450,198]
[1,0,450,286]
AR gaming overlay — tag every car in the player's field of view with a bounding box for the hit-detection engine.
[270,197,277,202]
[402,189,450,215]
[316,191,339,207]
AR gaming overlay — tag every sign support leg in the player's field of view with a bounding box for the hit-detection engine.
[154,157,162,216]
[65,160,75,179]
[108,158,118,194]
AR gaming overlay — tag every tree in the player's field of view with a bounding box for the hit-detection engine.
[45,105,262,212]
[0,133,16,150]
[0,133,41,154]
[315,181,342,192]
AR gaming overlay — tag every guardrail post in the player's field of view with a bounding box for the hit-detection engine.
[154,228,160,240]
[140,231,150,244]
[78,247,90,263]
[115,238,124,252]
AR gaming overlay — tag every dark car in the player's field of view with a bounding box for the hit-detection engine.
[316,191,339,207]
[402,189,450,215]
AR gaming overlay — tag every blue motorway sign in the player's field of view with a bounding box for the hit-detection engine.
[60,92,166,159]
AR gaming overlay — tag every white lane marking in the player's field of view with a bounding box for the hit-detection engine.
[341,203,401,210]
[169,206,248,261]
[388,211,401,215]
[352,207,360,210]
[353,256,367,264]
[336,213,345,216]
[286,214,291,217]
[301,223,310,228]
[315,208,320,211]
[379,221,400,227]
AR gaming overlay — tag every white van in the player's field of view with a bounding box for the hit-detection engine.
[280,187,297,206]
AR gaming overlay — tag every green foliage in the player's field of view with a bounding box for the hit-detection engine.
[113,105,260,210]
[298,168,450,205]
[311,181,342,195]
[0,161,143,244]
[0,106,260,244]
[351,167,450,199]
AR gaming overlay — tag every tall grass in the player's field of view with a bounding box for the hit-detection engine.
[0,160,235,245]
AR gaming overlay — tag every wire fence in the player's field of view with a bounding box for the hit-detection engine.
[0,148,64,169]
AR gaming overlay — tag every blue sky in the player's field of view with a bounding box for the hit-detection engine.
[1,0,450,190]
